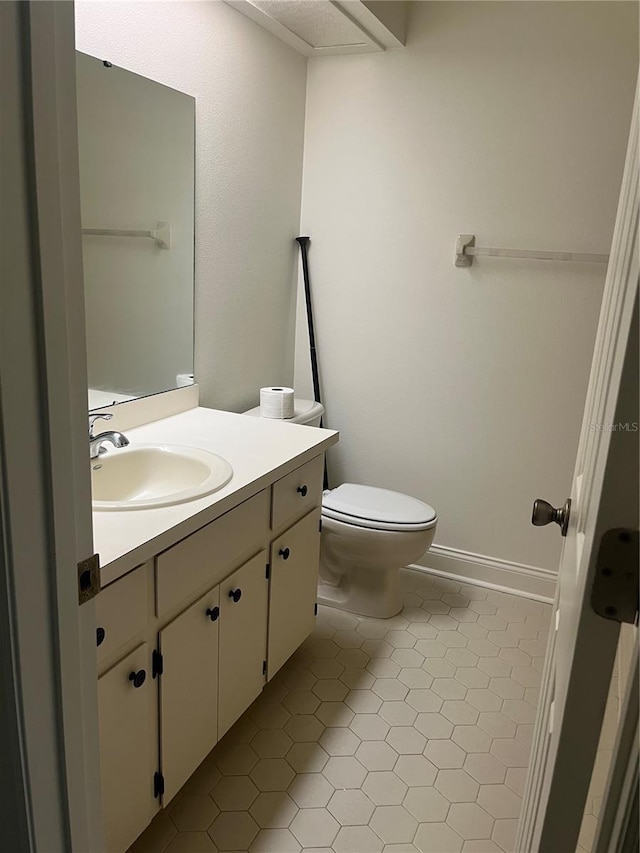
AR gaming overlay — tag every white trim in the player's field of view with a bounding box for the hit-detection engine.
[407,564,554,605]
[223,0,385,56]
[518,585,559,843]
[334,0,406,48]
[0,9,37,848]
[594,645,639,853]
[0,3,107,849]
[29,2,104,845]
[1,3,102,849]
[412,543,557,602]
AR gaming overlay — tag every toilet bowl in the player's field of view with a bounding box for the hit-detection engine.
[319,483,437,618]
[243,398,438,618]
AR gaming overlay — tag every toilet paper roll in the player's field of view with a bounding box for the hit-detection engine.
[260,387,295,419]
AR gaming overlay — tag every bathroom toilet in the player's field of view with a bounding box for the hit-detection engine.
[244,398,437,618]
[320,483,437,618]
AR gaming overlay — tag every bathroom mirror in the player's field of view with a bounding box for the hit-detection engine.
[76,52,195,409]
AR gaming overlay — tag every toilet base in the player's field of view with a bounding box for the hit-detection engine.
[317,512,437,621]
[317,565,403,620]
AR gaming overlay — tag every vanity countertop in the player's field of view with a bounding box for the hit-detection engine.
[93,406,338,586]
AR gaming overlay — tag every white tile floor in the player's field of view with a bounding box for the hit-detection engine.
[130,569,551,853]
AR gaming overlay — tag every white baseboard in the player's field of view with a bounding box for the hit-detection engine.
[411,544,557,603]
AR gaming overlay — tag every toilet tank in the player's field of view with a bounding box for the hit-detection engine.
[243,398,324,427]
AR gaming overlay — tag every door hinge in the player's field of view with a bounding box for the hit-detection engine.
[262,660,267,676]
[591,528,639,624]
[77,554,100,604]
[319,519,322,533]
[152,649,163,678]
[314,602,318,616]
[153,771,165,799]
[265,563,271,580]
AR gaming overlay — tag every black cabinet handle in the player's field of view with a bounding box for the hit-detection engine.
[129,670,146,689]
[228,588,242,603]
[96,627,105,647]
[279,547,290,560]
[206,606,220,622]
[297,485,308,497]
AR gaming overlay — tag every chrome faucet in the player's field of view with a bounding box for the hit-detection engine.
[89,413,130,459]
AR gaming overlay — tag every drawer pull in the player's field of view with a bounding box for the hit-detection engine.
[297,485,308,497]
[96,627,106,647]
[228,588,242,603]
[279,547,291,561]
[206,606,220,622]
[129,669,146,689]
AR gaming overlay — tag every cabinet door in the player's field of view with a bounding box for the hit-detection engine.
[268,508,321,679]
[159,585,220,804]
[98,643,158,853]
[218,550,268,738]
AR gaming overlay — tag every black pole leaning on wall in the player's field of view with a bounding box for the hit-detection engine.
[296,236,329,491]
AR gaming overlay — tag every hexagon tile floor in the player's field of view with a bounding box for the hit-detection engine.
[130,569,551,853]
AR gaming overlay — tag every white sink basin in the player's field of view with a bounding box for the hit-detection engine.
[91,444,233,510]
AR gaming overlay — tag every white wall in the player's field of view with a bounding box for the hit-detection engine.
[75,0,307,412]
[297,1,638,572]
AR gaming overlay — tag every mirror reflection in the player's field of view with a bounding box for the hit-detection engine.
[76,52,195,409]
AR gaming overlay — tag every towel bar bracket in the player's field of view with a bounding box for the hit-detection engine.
[455,234,476,267]
[81,221,171,249]
[455,233,609,267]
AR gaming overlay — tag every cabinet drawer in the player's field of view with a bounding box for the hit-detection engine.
[271,455,323,532]
[156,490,269,620]
[96,564,149,673]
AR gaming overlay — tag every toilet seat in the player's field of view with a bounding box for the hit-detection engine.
[322,483,437,532]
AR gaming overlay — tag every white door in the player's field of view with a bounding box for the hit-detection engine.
[98,643,158,853]
[517,93,639,852]
[268,508,322,679]
[159,585,220,804]
[218,551,269,738]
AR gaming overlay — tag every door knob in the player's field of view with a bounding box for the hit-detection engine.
[297,485,308,497]
[531,498,571,537]
[206,606,220,622]
[279,547,290,560]
[228,588,242,603]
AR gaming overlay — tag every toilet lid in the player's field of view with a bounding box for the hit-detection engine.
[322,483,437,531]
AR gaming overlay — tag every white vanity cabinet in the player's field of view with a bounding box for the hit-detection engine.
[96,453,326,852]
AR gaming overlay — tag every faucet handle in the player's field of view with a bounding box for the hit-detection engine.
[88,412,113,438]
